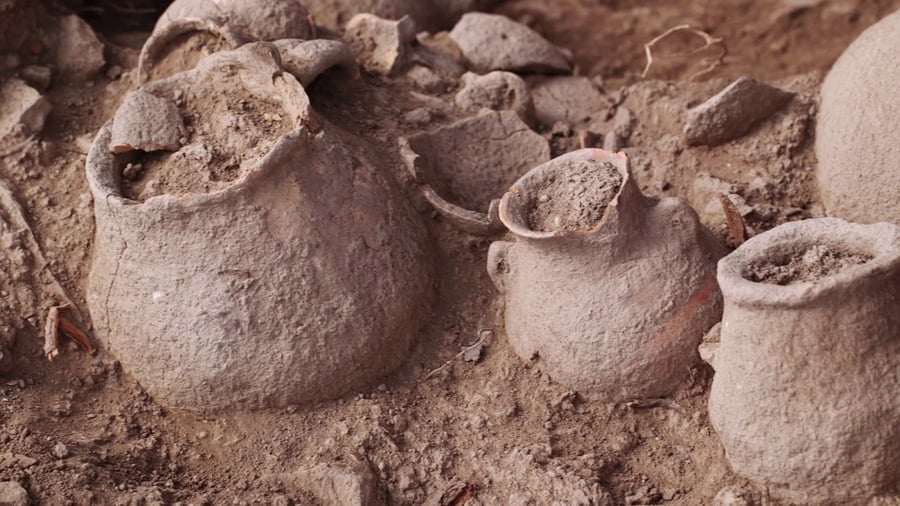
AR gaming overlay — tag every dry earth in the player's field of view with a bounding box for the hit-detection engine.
[1,0,899,504]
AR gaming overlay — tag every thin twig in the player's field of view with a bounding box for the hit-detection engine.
[423,329,492,380]
[641,24,726,80]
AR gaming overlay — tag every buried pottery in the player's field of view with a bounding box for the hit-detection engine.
[709,218,900,505]
[137,0,314,83]
[401,109,549,235]
[86,44,434,411]
[816,9,900,224]
[488,149,724,400]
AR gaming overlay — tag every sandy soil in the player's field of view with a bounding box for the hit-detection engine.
[2,0,899,504]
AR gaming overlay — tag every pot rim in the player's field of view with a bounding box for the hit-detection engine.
[717,218,900,307]
[497,148,631,239]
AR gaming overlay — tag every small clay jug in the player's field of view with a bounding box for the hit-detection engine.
[709,218,900,505]
[488,149,724,401]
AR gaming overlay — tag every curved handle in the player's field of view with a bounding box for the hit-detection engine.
[487,241,513,294]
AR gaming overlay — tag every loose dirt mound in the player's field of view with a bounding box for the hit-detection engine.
[747,243,873,285]
[526,158,622,232]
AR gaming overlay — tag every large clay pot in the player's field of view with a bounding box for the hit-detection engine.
[816,9,900,224]
[710,218,900,504]
[487,149,724,400]
[86,45,434,411]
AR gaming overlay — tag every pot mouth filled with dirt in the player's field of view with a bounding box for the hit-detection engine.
[105,43,312,203]
[718,218,900,307]
[499,149,629,238]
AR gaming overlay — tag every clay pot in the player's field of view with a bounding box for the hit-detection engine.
[709,218,900,505]
[137,0,314,83]
[487,149,724,400]
[86,45,434,411]
[816,9,900,224]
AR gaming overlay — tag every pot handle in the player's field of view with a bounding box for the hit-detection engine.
[487,241,513,294]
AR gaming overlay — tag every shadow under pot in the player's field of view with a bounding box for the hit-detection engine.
[86,45,434,412]
[709,218,900,505]
[488,149,725,401]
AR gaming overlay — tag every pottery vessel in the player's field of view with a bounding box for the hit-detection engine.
[816,9,900,224]
[488,149,724,400]
[86,45,434,411]
[710,218,900,505]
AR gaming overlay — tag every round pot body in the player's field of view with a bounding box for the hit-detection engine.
[86,49,433,412]
[710,218,900,504]
[816,9,900,224]
[488,149,724,401]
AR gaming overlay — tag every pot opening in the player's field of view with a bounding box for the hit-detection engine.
[146,30,231,83]
[743,240,874,285]
[120,78,293,201]
[525,157,623,233]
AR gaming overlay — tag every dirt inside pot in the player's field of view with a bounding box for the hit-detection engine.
[145,31,231,83]
[527,158,622,232]
[746,243,873,285]
[122,86,292,201]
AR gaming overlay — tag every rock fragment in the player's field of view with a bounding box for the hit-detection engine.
[55,14,105,79]
[109,90,187,154]
[17,66,51,91]
[0,78,52,141]
[449,13,572,74]
[528,75,604,127]
[712,486,757,506]
[345,14,416,76]
[0,481,29,506]
[273,39,357,87]
[293,459,384,506]
[455,71,533,124]
[684,76,794,146]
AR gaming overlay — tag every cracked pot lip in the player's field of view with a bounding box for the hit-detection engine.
[86,122,314,212]
[498,148,631,240]
[717,218,900,309]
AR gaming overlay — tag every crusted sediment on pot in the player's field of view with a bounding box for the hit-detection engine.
[526,158,622,233]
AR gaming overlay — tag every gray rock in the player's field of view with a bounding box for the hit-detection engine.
[455,71,533,124]
[109,90,187,154]
[529,75,604,127]
[0,481,29,506]
[294,459,384,506]
[684,76,794,146]
[0,78,51,140]
[406,65,446,94]
[345,13,416,76]
[273,39,357,87]
[55,14,105,79]
[17,65,51,91]
[712,486,756,506]
[449,13,571,74]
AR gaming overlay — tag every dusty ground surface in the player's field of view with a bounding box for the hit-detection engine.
[1,0,899,504]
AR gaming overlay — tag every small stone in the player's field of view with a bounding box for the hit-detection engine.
[529,76,604,127]
[455,71,533,124]
[449,13,572,74]
[699,322,721,370]
[292,458,384,506]
[603,131,622,152]
[684,76,794,146]
[613,106,635,139]
[625,485,662,505]
[110,90,187,154]
[712,486,756,506]
[55,14,105,79]
[406,65,445,94]
[0,481,29,506]
[106,65,124,80]
[345,14,416,76]
[0,79,52,140]
[51,443,69,459]
[0,453,37,470]
[462,343,483,363]
[122,163,144,181]
[17,65,51,91]
[402,108,432,125]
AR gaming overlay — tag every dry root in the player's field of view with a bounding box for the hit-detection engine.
[44,303,95,361]
[422,329,492,381]
[641,24,727,81]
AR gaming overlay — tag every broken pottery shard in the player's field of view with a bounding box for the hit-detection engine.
[449,13,572,74]
[345,13,416,76]
[0,78,51,141]
[109,90,186,154]
[684,77,794,146]
[455,71,533,125]
[55,14,105,79]
[402,109,550,235]
[273,39,357,87]
[293,459,384,506]
[528,75,604,127]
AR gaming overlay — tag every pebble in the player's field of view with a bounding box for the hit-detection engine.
[55,14,105,79]
[0,79,52,140]
[51,442,69,459]
[345,13,416,76]
[0,481,29,506]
